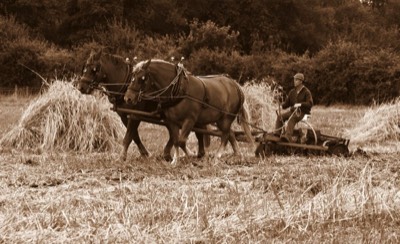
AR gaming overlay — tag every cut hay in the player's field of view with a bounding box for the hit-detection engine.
[235,81,277,132]
[0,79,124,152]
[345,98,400,144]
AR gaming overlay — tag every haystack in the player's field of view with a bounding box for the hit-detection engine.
[0,79,125,152]
[345,98,400,144]
[236,82,277,132]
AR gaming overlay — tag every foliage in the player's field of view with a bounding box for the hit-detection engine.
[0,16,79,87]
[309,41,400,104]
[93,18,141,56]
[1,1,400,104]
[177,19,240,59]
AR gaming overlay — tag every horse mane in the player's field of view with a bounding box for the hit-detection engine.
[132,59,172,73]
[103,53,125,66]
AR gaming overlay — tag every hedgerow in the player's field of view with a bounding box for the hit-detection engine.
[1,16,399,105]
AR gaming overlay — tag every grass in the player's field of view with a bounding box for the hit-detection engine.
[0,91,399,243]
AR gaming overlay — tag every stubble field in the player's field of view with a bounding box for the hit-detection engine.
[0,94,399,243]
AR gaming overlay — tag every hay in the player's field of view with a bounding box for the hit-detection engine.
[0,79,125,152]
[239,82,277,132]
[345,98,400,144]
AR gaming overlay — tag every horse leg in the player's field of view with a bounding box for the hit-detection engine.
[118,114,130,161]
[215,119,235,158]
[163,125,195,161]
[130,119,151,157]
[195,125,207,158]
[163,126,175,161]
[228,130,240,155]
[215,131,230,158]
[121,118,150,161]
[169,124,181,165]
[173,119,197,160]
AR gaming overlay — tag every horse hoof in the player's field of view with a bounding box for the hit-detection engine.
[171,158,178,165]
[163,155,173,162]
[197,152,205,158]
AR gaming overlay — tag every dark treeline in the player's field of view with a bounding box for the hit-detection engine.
[1,0,399,104]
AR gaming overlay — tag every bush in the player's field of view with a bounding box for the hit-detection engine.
[187,49,281,83]
[137,35,177,60]
[0,37,47,87]
[0,16,78,87]
[177,19,240,58]
[93,18,142,56]
[0,16,31,41]
[269,50,313,92]
[310,40,400,104]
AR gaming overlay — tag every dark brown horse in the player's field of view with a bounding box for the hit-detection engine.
[124,59,254,164]
[77,50,206,161]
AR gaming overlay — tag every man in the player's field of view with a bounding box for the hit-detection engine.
[275,73,313,142]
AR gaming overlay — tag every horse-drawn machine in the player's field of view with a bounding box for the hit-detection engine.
[78,51,350,161]
[252,127,350,157]
[114,106,351,158]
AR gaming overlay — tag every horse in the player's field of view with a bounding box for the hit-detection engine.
[77,50,207,161]
[124,59,254,164]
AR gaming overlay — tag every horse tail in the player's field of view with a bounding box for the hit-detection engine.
[238,105,254,145]
[234,82,254,145]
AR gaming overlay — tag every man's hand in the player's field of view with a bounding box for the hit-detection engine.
[294,103,301,108]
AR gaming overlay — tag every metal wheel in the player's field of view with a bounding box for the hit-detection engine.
[329,144,350,157]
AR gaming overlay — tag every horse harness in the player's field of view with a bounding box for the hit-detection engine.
[136,64,188,110]
[137,65,243,117]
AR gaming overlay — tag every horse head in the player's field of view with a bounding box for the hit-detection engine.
[124,59,152,105]
[77,50,107,94]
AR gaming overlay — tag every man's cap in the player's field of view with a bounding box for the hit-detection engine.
[294,73,304,81]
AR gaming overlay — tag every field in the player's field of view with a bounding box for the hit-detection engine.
[0,93,399,243]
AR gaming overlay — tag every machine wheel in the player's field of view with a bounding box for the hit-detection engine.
[329,144,350,157]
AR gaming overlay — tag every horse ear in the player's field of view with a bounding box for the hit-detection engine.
[143,59,151,70]
[94,49,103,59]
[88,49,97,59]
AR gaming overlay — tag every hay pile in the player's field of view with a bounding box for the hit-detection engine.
[345,98,400,144]
[0,80,124,152]
[239,82,277,132]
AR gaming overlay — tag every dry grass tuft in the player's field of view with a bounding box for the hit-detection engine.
[0,79,124,152]
[345,98,400,144]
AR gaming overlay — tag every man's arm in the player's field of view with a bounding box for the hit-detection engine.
[300,88,313,109]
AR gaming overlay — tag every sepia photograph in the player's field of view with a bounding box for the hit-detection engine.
[0,0,399,242]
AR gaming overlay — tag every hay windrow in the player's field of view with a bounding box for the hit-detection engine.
[0,79,125,152]
[345,98,400,144]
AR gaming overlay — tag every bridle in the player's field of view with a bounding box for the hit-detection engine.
[80,61,132,101]
[80,63,106,91]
